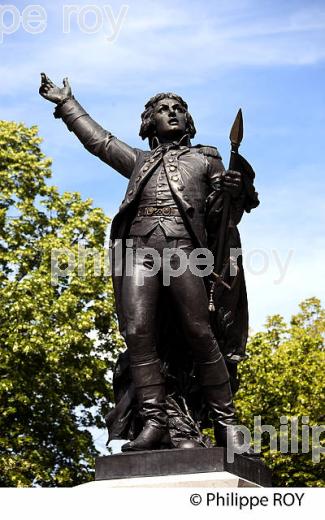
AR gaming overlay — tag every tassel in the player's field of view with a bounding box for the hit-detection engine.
[208,281,215,312]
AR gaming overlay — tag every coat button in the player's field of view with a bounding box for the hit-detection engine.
[136,176,141,182]
[171,175,179,181]
[178,186,184,191]
[171,151,177,155]
[169,166,176,172]
[128,189,134,195]
[168,157,175,162]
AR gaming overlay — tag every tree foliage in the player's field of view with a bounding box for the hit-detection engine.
[0,121,323,488]
[235,297,325,486]
[0,121,122,486]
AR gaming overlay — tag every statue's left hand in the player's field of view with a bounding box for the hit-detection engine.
[223,170,242,198]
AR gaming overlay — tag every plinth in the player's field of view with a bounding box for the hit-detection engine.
[94,448,271,488]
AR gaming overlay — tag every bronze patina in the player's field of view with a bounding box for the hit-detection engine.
[40,74,259,454]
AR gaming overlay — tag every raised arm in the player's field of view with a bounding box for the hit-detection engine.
[39,73,138,179]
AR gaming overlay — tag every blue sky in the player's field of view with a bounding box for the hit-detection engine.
[1,1,324,330]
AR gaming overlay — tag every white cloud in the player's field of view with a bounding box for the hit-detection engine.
[240,163,325,330]
[246,244,325,331]
[1,0,325,97]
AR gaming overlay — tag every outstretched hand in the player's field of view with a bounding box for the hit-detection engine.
[39,73,72,104]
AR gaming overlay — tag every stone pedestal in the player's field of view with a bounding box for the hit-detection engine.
[94,447,272,488]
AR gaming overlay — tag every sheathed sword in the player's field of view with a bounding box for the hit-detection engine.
[208,109,243,312]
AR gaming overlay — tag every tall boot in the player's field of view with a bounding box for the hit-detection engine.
[121,359,167,452]
[197,355,256,456]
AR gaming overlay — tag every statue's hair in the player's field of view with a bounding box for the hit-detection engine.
[139,92,196,141]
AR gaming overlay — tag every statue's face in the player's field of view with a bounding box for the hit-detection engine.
[154,97,187,139]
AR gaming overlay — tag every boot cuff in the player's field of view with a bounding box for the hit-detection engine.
[131,359,164,388]
[196,356,229,386]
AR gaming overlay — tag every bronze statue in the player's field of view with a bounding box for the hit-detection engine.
[39,74,259,455]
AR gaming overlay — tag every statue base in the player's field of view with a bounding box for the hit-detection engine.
[94,447,272,487]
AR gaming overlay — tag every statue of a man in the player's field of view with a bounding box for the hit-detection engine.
[40,74,259,455]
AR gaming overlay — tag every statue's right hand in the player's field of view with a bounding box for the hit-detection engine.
[39,73,72,104]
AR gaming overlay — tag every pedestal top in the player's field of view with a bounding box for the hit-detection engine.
[95,447,272,487]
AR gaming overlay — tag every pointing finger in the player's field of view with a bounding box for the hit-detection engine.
[40,72,54,87]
